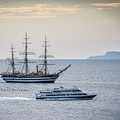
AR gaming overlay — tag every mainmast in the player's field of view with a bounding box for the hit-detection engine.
[44,36,47,75]
[24,33,29,76]
[19,33,35,76]
[21,33,30,76]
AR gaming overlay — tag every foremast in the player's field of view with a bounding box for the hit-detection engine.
[39,36,71,76]
[43,36,50,75]
[39,36,54,75]
[44,36,48,75]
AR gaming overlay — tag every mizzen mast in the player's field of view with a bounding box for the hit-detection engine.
[10,44,15,76]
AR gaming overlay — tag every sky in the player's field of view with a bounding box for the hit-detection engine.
[0,0,120,59]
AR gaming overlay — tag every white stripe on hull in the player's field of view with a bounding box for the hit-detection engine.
[3,76,58,83]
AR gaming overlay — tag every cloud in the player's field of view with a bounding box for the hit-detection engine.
[0,4,80,19]
[89,3,120,12]
[91,3,120,8]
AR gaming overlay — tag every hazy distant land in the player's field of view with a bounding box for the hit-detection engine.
[87,51,120,60]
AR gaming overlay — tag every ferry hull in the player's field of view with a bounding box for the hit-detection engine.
[2,76,58,83]
[36,94,96,100]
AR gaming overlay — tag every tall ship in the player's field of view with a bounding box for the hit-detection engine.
[36,86,97,100]
[1,33,71,83]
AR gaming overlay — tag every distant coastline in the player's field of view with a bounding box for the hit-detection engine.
[87,51,120,60]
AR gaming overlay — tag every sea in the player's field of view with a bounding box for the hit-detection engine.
[0,59,120,120]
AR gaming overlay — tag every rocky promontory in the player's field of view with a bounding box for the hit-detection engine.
[87,51,120,60]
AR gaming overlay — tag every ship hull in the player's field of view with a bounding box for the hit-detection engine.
[2,76,58,83]
[36,95,96,100]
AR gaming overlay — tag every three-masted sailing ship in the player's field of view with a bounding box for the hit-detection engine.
[1,34,71,83]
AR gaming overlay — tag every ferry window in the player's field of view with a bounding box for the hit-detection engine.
[54,91,60,92]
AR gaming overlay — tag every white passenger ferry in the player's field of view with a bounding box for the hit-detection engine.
[36,86,96,100]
